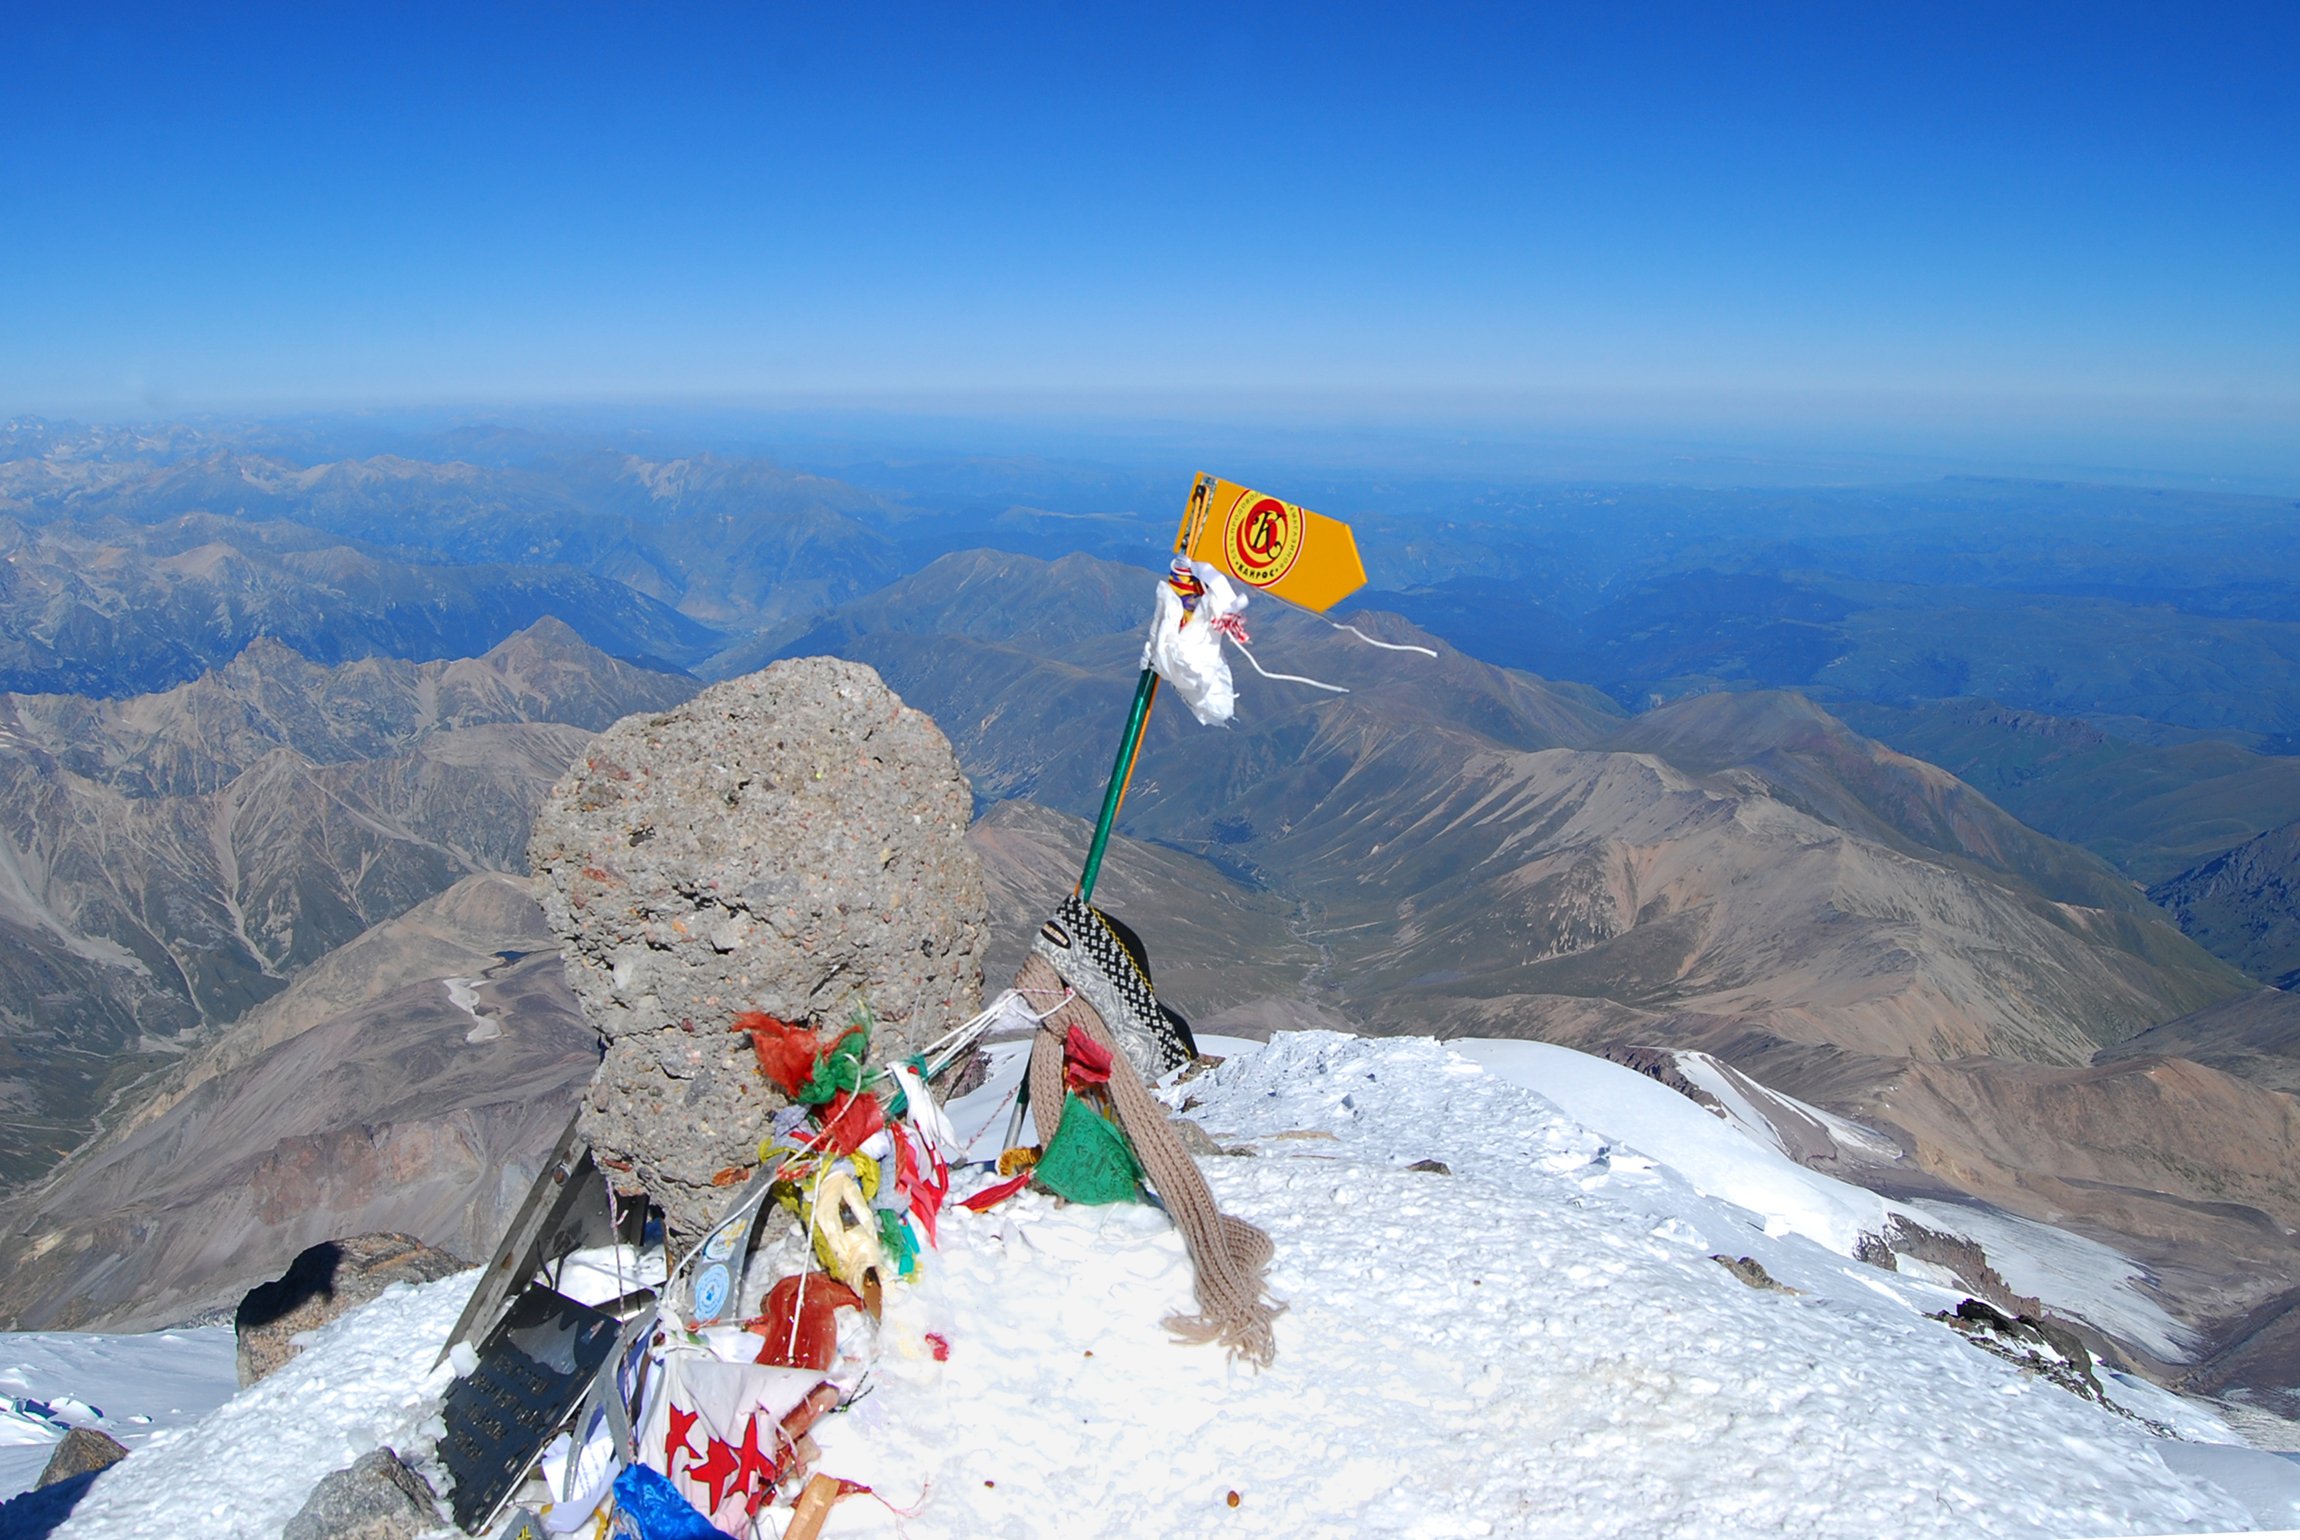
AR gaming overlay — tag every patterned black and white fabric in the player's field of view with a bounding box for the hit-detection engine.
[1030,893,1197,1080]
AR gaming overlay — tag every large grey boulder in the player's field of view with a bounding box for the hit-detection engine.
[531,658,988,1247]
[280,1447,440,1540]
[36,1427,129,1487]
[235,1234,468,1386]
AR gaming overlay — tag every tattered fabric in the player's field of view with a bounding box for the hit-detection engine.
[1015,952,1283,1366]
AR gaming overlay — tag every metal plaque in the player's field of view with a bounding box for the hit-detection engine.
[440,1285,622,1535]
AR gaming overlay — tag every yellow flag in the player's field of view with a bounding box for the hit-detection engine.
[1180,475,1366,613]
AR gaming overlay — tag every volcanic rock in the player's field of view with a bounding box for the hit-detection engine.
[531,657,987,1245]
[279,1447,440,1540]
[235,1234,466,1386]
[36,1427,129,1487]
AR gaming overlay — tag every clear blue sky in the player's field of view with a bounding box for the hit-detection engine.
[5,2,2296,455]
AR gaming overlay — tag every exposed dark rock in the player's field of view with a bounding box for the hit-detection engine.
[1934,1298,2120,1411]
[279,1447,440,1540]
[235,1234,466,1386]
[36,1427,128,1487]
[532,658,988,1248]
[933,1045,994,1101]
[1856,1216,2042,1319]
[1407,1158,1453,1176]
[1174,1119,1227,1160]
[2149,819,2300,990]
[1601,1046,1725,1113]
[1712,1255,1796,1294]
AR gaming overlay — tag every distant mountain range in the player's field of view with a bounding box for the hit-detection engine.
[0,437,910,702]
[0,513,722,695]
[0,620,694,1180]
[2,423,2297,1409]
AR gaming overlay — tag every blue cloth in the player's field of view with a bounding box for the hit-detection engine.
[609,1462,721,1540]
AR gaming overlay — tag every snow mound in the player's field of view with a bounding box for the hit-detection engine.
[46,1278,468,1540]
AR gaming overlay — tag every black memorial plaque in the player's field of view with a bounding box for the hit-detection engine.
[440,1285,621,1535]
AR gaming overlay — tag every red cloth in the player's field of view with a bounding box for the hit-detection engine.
[747,1274,864,1371]
[809,1089,885,1156]
[1062,1023,1113,1092]
[892,1126,948,1246]
[959,1171,1032,1212]
[736,1013,822,1097]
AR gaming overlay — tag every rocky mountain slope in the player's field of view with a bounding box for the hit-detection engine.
[0,622,695,1180]
[0,787,1320,1332]
[2,544,2289,1403]
[2149,818,2300,989]
[0,876,594,1331]
[1836,696,2300,886]
[780,551,2240,1057]
[2099,987,2300,1096]
[970,799,1331,1034]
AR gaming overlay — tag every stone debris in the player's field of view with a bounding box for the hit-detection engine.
[36,1426,129,1488]
[1933,1297,2115,1408]
[1712,1254,1798,1293]
[235,1234,467,1386]
[531,658,988,1246]
[280,1447,441,1540]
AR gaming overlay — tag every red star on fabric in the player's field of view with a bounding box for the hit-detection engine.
[733,1413,783,1509]
[665,1404,700,1468]
[688,1435,742,1515]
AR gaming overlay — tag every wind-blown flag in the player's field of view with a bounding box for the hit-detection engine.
[1181,475,1366,614]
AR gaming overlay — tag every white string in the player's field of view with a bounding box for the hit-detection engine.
[1226,637,1349,694]
[1012,984,1076,1020]
[1325,617,1437,656]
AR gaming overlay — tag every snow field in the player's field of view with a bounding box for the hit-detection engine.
[0,1327,238,1499]
[807,1032,2260,1538]
[1452,1037,2197,1361]
[21,1031,2300,1538]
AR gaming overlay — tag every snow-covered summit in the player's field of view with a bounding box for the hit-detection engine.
[17,1032,2300,1538]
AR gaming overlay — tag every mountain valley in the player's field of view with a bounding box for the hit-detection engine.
[1,426,2296,1426]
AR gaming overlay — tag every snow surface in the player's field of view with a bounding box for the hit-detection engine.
[19,1032,2300,1539]
[0,1328,237,1500]
[1452,1038,2198,1362]
[43,1281,466,1539]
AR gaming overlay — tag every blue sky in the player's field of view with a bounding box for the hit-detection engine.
[4,2,2296,463]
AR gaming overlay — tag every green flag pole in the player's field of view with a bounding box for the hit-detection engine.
[1016,492,1196,1149]
[1074,475,1208,903]
[1077,667,1157,903]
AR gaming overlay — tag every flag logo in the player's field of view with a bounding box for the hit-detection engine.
[1184,476,1365,612]
[1225,494,1305,588]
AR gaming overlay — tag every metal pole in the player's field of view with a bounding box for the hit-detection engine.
[1077,666,1159,903]
[999,477,1206,1153]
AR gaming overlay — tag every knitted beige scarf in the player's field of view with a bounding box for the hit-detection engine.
[1016,952,1282,1366]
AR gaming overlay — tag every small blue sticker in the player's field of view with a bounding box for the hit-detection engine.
[701,1218,745,1262]
[693,1263,730,1322]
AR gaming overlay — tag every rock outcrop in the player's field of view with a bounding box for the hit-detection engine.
[279,1447,441,1540]
[36,1427,129,1487]
[532,658,987,1245]
[235,1234,466,1385]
